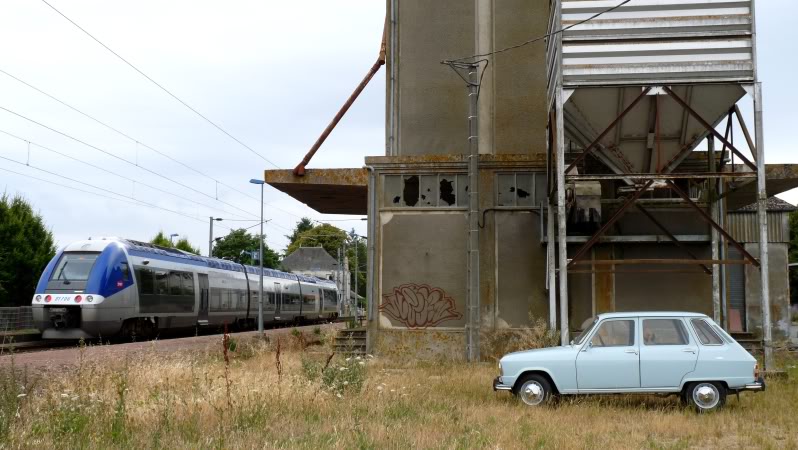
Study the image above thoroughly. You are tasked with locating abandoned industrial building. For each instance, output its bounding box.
[265,1,797,369]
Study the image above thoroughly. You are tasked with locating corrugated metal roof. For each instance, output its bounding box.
[733,197,797,212]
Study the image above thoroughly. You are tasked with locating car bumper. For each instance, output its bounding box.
[740,377,766,393]
[493,376,512,392]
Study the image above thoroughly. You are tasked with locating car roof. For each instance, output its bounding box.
[596,311,709,319]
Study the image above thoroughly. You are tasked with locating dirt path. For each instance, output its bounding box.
[0,323,342,372]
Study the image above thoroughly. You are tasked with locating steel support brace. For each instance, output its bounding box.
[565,87,652,174]
[635,204,711,275]
[662,87,757,172]
[665,180,760,268]
[568,180,655,267]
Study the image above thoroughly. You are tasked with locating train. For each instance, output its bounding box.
[31,237,341,340]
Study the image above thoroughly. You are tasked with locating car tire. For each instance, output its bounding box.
[513,374,554,407]
[685,382,726,413]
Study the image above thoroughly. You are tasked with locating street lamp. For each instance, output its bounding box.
[249,178,266,333]
[169,233,179,245]
[208,217,223,257]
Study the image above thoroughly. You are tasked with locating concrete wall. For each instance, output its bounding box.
[744,243,792,341]
[387,0,549,156]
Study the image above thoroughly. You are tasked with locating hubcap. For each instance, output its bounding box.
[692,383,719,410]
[520,381,545,406]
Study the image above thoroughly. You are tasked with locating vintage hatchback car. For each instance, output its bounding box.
[494,312,764,412]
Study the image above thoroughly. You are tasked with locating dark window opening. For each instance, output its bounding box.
[440,179,455,205]
[403,175,419,207]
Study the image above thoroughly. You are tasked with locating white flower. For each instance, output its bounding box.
[390,389,395,393]
[339,367,347,372]
[345,357,352,362]
[355,356,362,361]
[16,394,26,398]
[336,393,342,399]
[343,381,349,386]
[376,386,384,391]
[60,394,69,398]
[358,361,365,366]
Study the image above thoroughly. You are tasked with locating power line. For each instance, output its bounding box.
[0,106,259,220]
[0,157,231,230]
[39,0,280,169]
[445,0,633,62]
[0,128,254,221]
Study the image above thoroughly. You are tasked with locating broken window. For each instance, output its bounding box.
[383,174,468,208]
[496,172,545,207]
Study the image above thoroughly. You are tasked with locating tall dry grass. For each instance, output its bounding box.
[0,331,795,449]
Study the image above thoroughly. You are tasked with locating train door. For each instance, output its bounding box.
[198,274,210,325]
[274,282,282,320]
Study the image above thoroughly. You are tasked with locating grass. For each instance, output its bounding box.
[0,334,796,449]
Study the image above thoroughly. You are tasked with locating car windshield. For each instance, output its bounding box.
[573,317,598,345]
[50,252,100,283]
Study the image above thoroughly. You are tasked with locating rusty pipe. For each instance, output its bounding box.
[293,26,387,177]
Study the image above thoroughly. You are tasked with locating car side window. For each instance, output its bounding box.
[590,320,634,347]
[691,319,724,345]
[642,319,689,346]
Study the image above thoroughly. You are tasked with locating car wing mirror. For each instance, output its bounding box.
[569,339,574,346]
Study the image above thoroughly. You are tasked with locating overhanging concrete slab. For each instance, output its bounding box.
[264,168,367,215]
[726,164,798,210]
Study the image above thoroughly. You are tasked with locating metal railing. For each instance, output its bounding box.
[0,307,34,332]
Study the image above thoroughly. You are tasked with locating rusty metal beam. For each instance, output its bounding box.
[665,180,760,267]
[635,203,712,275]
[662,87,757,172]
[293,26,387,176]
[733,104,757,163]
[565,87,652,175]
[571,259,752,266]
[570,269,717,274]
[567,172,755,181]
[568,180,655,266]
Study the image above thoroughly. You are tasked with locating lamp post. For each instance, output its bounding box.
[249,179,266,333]
[169,233,179,245]
[208,217,223,257]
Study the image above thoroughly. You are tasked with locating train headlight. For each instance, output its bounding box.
[35,295,42,302]
[86,295,94,303]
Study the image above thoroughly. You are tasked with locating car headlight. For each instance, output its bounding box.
[498,361,503,374]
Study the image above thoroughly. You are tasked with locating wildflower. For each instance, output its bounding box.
[339,367,347,372]
[376,386,384,391]
[60,394,69,398]
[346,357,352,361]
[16,394,26,398]
[343,381,349,386]
[355,356,362,360]
[358,361,365,366]
[336,393,342,399]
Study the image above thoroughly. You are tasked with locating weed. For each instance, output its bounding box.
[481,314,560,362]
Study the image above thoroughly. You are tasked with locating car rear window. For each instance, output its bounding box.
[691,319,724,345]
[50,252,100,282]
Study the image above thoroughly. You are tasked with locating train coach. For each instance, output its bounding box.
[31,237,340,340]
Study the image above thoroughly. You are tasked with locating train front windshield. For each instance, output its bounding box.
[51,252,100,282]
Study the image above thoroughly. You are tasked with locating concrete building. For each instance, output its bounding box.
[281,246,355,316]
[265,1,798,362]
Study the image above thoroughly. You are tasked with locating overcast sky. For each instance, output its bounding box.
[0,1,796,255]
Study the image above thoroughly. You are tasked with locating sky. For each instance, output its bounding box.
[0,1,796,255]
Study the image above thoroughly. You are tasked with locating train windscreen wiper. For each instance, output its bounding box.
[58,261,71,285]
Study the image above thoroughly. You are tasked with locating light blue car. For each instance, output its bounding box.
[494,312,765,412]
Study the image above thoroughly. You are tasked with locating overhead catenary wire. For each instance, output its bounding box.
[0,128,255,221]
[39,0,280,169]
[444,0,633,63]
[0,105,260,220]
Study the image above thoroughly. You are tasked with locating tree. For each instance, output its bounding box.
[0,194,56,307]
[174,238,201,255]
[149,232,201,255]
[212,228,280,269]
[286,217,314,245]
[285,223,348,259]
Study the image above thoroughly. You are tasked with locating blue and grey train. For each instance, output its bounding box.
[31,238,340,340]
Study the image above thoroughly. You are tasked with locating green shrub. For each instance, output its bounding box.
[300,354,367,396]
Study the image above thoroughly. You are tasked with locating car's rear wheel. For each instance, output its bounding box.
[685,381,726,413]
[513,374,554,407]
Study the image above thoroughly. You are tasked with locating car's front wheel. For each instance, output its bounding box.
[685,381,726,413]
[513,374,554,407]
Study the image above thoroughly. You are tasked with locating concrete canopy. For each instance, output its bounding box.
[264,168,367,215]
[725,164,798,211]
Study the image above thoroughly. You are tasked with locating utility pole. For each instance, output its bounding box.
[353,236,359,318]
[208,217,214,257]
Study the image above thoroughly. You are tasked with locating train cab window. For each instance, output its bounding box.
[168,272,182,296]
[136,268,154,295]
[51,252,100,282]
[182,273,195,296]
[120,262,130,282]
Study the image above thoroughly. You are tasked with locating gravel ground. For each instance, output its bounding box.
[0,323,342,372]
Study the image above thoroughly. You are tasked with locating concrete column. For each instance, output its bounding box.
[476,0,494,155]
[556,87,569,344]
[753,82,773,370]
[709,137,721,324]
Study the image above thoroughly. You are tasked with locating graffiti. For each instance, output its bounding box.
[380,284,462,329]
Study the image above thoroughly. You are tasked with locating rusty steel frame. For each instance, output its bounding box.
[565,87,652,175]
[566,172,755,181]
[568,180,655,266]
[571,259,751,266]
[665,180,760,268]
[635,203,712,275]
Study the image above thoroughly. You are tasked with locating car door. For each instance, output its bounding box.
[576,318,640,391]
[639,318,698,388]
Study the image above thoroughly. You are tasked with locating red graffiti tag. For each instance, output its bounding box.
[379,284,462,329]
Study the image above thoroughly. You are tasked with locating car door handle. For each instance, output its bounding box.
[625,349,638,355]
[682,348,696,354]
